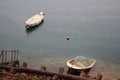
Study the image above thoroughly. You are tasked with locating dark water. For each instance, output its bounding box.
[0,0,120,78]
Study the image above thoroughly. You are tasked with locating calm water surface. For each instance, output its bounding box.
[0,0,120,78]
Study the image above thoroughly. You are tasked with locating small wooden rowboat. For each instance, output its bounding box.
[25,12,45,28]
[66,56,96,70]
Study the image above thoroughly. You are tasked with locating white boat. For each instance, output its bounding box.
[25,12,45,28]
[66,56,96,70]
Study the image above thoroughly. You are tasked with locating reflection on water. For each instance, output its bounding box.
[26,20,44,34]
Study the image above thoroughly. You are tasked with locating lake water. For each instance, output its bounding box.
[0,0,120,79]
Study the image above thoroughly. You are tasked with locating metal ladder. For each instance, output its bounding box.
[0,50,19,65]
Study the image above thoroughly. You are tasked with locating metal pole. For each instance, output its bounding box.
[14,50,16,61]
[2,51,4,63]
[17,50,19,60]
[1,51,3,63]
[11,50,13,62]
[5,51,7,63]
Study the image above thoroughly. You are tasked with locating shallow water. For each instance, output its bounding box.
[0,0,120,79]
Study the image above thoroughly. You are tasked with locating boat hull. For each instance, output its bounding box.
[67,67,91,75]
[66,56,96,70]
[25,12,45,28]
[66,56,96,75]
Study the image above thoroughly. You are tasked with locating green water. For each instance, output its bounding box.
[0,0,120,79]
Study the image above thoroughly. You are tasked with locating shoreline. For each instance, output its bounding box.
[0,61,120,80]
[26,62,120,80]
[18,56,120,80]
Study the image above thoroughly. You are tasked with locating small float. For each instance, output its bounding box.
[25,12,45,28]
[66,56,96,70]
[66,36,70,40]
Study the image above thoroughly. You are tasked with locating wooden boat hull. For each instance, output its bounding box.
[66,56,96,70]
[25,12,45,28]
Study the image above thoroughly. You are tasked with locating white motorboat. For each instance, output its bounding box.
[25,12,45,28]
[66,56,96,70]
